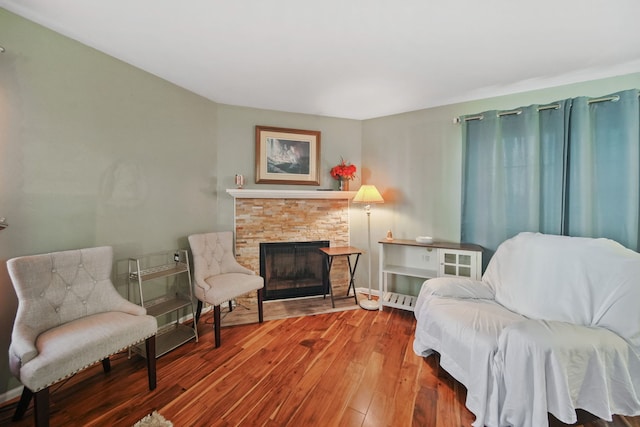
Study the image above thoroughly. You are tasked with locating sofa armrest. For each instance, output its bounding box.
[415,277,495,318]
[420,277,495,299]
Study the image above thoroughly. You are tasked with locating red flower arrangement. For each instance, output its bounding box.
[330,158,357,181]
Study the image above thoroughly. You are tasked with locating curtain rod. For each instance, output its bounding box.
[588,95,620,104]
[454,93,635,123]
[455,102,560,123]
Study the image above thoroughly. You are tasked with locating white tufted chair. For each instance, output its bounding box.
[7,246,158,427]
[188,231,264,348]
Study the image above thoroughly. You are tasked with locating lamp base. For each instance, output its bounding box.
[359,298,379,311]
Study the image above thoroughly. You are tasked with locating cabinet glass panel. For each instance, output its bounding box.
[459,266,471,277]
[444,265,457,275]
[459,254,471,265]
[444,253,456,264]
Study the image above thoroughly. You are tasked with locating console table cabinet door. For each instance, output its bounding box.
[438,249,481,280]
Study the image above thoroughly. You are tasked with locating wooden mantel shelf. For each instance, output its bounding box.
[226,189,357,199]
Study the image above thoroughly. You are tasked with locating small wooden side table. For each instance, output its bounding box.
[318,246,363,308]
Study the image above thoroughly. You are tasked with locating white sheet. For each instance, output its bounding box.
[483,233,640,346]
[494,320,640,426]
[413,233,640,427]
[413,297,517,385]
[414,278,524,426]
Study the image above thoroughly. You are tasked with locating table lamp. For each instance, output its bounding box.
[353,184,384,310]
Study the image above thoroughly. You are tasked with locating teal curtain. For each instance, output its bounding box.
[461,88,640,269]
[566,90,640,249]
[461,102,569,269]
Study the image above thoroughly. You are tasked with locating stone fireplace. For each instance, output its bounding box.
[227,189,356,303]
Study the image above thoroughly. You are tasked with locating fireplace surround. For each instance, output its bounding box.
[228,189,356,303]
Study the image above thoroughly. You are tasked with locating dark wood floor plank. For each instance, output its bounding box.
[293,314,369,426]
[391,325,424,425]
[348,350,385,416]
[219,324,322,425]
[371,309,413,426]
[269,312,360,425]
[339,406,367,427]
[413,386,438,427]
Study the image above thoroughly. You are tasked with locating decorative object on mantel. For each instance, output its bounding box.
[353,185,385,310]
[330,158,357,191]
[255,125,321,185]
[386,230,393,241]
[235,174,245,189]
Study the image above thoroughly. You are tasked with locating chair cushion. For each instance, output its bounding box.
[203,273,263,306]
[16,311,157,392]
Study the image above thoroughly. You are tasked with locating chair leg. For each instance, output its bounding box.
[194,300,203,325]
[101,357,111,373]
[33,388,49,427]
[145,335,157,390]
[13,386,33,421]
[229,300,233,312]
[214,304,221,348]
[257,288,264,323]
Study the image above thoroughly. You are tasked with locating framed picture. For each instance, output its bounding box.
[255,126,321,185]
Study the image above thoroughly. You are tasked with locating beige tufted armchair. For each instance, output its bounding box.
[7,246,158,427]
[188,231,264,348]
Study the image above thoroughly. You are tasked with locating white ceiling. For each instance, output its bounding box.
[2,0,640,120]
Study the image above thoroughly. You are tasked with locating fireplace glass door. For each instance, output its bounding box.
[259,241,329,300]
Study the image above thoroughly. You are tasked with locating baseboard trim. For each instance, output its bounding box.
[0,385,23,405]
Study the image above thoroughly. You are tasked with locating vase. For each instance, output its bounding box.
[339,178,349,191]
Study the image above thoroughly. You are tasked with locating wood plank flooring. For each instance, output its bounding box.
[0,305,639,427]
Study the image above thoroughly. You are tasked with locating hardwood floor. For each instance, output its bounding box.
[0,306,638,427]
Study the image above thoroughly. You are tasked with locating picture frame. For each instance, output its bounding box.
[255,126,321,185]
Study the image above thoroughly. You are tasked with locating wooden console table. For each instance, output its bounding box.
[379,239,483,312]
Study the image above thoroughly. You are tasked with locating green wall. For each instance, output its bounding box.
[0,9,219,395]
[2,6,639,400]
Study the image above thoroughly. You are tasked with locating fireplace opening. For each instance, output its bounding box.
[259,240,329,300]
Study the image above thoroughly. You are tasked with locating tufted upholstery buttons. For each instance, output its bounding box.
[55,307,60,313]
[52,269,56,273]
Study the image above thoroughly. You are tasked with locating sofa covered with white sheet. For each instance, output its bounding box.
[413,232,640,427]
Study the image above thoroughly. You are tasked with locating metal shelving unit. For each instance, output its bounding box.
[128,249,198,358]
